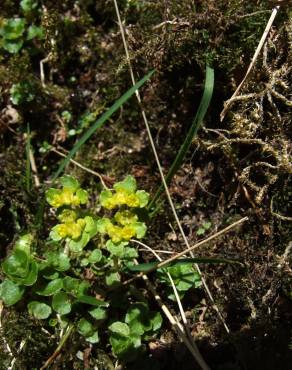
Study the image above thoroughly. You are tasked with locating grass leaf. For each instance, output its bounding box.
[127,256,243,273]
[148,65,214,210]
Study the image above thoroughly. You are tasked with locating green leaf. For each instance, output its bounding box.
[80,258,89,267]
[88,249,102,264]
[149,65,214,210]
[127,256,244,273]
[36,278,63,296]
[203,221,212,230]
[109,333,141,360]
[96,217,111,233]
[63,276,89,296]
[131,222,147,239]
[149,311,162,332]
[114,176,137,194]
[45,188,61,206]
[27,25,43,40]
[2,39,23,53]
[125,303,159,335]
[68,232,90,253]
[135,190,150,208]
[109,321,130,337]
[21,260,38,286]
[105,272,120,287]
[77,295,108,307]
[60,175,80,190]
[99,191,113,208]
[14,234,34,254]
[77,318,94,337]
[106,240,127,257]
[123,247,138,259]
[52,292,71,315]
[49,226,62,241]
[0,279,24,306]
[86,331,99,343]
[28,301,52,319]
[55,253,70,272]
[51,70,155,181]
[2,249,29,279]
[196,228,206,236]
[42,269,59,280]
[0,18,26,40]
[89,307,107,321]
[76,189,88,204]
[84,216,97,237]
[20,0,38,13]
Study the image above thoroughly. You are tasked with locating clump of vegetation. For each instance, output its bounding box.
[0,175,169,364]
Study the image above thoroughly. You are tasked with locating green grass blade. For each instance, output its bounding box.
[148,65,214,210]
[126,256,243,273]
[51,70,155,182]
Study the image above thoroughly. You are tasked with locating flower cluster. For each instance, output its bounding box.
[46,175,149,251]
[100,176,149,209]
[46,175,88,208]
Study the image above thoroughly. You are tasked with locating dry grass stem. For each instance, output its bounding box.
[220,5,280,121]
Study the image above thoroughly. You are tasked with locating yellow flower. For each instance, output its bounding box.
[58,209,77,223]
[56,218,86,240]
[100,190,140,209]
[106,222,136,243]
[114,210,138,226]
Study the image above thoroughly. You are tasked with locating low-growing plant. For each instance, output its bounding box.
[0,1,43,54]
[0,175,168,362]
[10,80,35,105]
[157,263,202,301]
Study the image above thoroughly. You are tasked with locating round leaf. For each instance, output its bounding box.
[0,279,24,306]
[2,249,29,279]
[88,249,102,264]
[52,292,71,315]
[60,175,80,191]
[109,321,130,337]
[28,301,52,319]
[77,318,94,337]
[114,176,137,194]
[89,307,107,321]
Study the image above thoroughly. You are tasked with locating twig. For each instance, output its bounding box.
[220,5,280,121]
[29,148,41,187]
[40,324,74,370]
[113,0,230,334]
[51,147,109,189]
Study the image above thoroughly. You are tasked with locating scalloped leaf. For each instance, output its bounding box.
[28,301,52,319]
[0,279,24,306]
[114,176,137,194]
